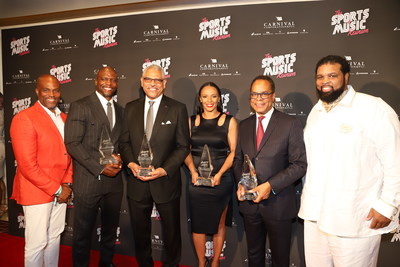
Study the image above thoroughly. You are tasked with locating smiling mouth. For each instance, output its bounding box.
[321,85,333,92]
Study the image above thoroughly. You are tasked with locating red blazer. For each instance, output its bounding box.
[10,101,73,205]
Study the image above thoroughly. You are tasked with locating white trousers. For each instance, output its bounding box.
[23,202,66,267]
[304,220,381,267]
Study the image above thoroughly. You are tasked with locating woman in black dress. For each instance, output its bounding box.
[184,82,238,267]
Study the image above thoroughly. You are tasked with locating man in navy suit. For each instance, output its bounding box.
[233,75,307,267]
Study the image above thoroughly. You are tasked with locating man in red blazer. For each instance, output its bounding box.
[10,74,73,267]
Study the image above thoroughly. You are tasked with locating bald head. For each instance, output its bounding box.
[36,74,61,112]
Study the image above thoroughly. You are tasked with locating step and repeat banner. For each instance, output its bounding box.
[2,0,400,266]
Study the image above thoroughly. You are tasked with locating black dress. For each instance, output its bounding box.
[188,113,234,234]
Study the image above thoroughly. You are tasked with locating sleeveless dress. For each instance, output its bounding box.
[188,113,234,234]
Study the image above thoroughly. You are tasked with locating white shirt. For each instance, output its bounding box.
[38,101,64,140]
[95,91,115,128]
[144,94,163,130]
[299,86,400,237]
[256,107,274,133]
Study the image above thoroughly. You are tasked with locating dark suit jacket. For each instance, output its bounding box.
[119,95,190,204]
[233,109,306,220]
[64,93,123,194]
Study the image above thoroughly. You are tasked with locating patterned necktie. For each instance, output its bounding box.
[146,101,155,140]
[107,102,113,129]
[256,115,265,150]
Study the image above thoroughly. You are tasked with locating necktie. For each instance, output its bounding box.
[107,102,113,129]
[146,101,155,140]
[256,116,265,150]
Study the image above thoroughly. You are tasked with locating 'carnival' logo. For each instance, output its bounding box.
[93,26,118,48]
[261,53,297,78]
[199,16,231,41]
[50,64,72,84]
[144,25,169,36]
[143,57,171,78]
[10,36,30,56]
[200,58,229,71]
[331,8,369,36]
[12,97,32,115]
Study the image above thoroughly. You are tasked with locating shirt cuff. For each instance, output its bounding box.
[372,199,399,220]
[55,186,62,197]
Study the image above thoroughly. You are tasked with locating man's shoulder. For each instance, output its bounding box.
[71,93,95,105]
[163,95,186,108]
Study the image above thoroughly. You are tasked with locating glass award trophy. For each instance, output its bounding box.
[99,125,118,165]
[137,134,154,176]
[195,144,214,187]
[239,154,258,200]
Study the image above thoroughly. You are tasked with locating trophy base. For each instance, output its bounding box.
[241,192,258,201]
[99,157,119,165]
[195,177,213,187]
[138,167,154,177]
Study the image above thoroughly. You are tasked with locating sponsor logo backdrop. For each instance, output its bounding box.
[2,0,400,266]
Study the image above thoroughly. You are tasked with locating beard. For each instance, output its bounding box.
[316,83,346,104]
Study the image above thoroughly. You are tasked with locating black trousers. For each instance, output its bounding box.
[72,190,122,267]
[242,210,293,267]
[128,196,181,267]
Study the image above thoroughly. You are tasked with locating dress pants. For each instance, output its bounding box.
[304,220,381,267]
[23,202,66,267]
[242,209,292,267]
[72,190,122,267]
[128,196,181,267]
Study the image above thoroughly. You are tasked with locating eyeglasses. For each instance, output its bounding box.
[250,91,274,99]
[143,77,164,84]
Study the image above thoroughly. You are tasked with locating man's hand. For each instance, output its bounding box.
[251,182,272,203]
[101,163,122,177]
[236,184,246,201]
[366,208,391,229]
[57,184,72,203]
[127,162,141,177]
[112,153,122,165]
[137,167,167,181]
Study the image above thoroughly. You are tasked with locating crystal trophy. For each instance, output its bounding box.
[195,144,214,187]
[99,125,118,165]
[137,134,154,176]
[239,154,258,200]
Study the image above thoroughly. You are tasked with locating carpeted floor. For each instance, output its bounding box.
[0,223,191,267]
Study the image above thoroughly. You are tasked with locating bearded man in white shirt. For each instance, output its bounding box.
[299,55,400,267]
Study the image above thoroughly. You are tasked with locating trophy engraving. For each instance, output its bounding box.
[137,134,154,176]
[239,154,258,200]
[99,125,118,165]
[195,144,214,187]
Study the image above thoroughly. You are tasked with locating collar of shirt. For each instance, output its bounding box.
[316,85,355,112]
[37,100,62,117]
[95,91,114,111]
[256,107,274,132]
[37,100,64,139]
[144,94,163,126]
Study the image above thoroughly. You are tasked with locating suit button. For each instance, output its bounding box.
[64,153,67,155]
[255,157,258,161]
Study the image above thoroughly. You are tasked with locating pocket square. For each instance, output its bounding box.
[161,120,172,125]
[165,120,172,125]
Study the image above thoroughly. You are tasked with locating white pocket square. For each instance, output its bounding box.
[161,120,172,125]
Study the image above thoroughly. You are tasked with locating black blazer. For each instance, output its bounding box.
[64,92,124,194]
[119,95,190,204]
[233,109,307,220]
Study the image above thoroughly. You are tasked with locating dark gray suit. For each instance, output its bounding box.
[65,92,123,267]
[119,95,190,267]
[233,109,307,267]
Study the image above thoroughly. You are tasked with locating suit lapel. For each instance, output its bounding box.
[33,102,64,143]
[150,95,168,141]
[88,93,110,132]
[111,102,122,143]
[255,109,279,156]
